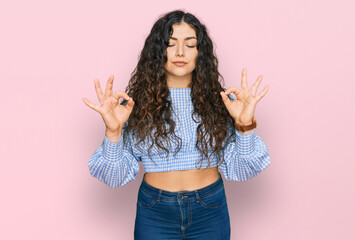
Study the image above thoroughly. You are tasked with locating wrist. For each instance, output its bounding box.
[105,128,123,143]
[234,122,253,135]
[234,116,257,133]
[234,118,253,127]
[234,120,253,126]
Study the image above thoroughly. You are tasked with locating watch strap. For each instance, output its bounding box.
[235,116,257,132]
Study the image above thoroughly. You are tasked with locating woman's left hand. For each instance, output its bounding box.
[220,68,269,125]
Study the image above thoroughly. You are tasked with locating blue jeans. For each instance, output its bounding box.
[134,172,231,240]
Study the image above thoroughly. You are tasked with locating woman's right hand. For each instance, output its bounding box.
[82,75,135,133]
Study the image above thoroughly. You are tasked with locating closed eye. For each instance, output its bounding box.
[167,45,195,48]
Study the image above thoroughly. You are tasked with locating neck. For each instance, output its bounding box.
[166,72,192,88]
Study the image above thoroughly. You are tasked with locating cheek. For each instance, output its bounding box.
[166,49,174,60]
[189,50,198,61]
[164,61,174,73]
[189,53,198,67]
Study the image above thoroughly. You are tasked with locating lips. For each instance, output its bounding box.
[173,61,187,66]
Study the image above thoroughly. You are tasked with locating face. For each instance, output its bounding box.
[164,22,198,86]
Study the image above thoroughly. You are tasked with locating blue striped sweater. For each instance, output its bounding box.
[88,88,270,188]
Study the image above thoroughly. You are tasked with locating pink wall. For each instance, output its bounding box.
[1,0,354,239]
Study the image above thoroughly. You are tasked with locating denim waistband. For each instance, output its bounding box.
[139,172,224,203]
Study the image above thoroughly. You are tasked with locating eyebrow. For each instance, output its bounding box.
[169,36,197,40]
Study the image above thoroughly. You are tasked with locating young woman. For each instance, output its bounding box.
[83,10,270,240]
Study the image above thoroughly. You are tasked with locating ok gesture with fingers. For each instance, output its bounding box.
[82,75,135,133]
[220,68,269,126]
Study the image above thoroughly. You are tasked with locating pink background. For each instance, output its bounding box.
[1,0,354,239]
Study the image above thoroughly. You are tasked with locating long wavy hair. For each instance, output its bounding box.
[121,9,236,169]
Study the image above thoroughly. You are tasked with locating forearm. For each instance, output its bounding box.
[220,130,270,181]
[105,128,123,143]
[89,127,140,188]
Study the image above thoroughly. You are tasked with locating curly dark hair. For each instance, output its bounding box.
[121,9,236,169]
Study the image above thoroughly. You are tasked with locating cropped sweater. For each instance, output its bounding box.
[88,87,270,188]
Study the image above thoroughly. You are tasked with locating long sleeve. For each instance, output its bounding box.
[218,93,271,181]
[218,128,270,181]
[88,122,141,188]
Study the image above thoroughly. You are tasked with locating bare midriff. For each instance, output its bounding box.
[143,166,219,191]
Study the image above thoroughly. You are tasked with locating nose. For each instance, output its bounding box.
[175,44,185,57]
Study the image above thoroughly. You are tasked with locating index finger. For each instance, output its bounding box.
[113,91,130,102]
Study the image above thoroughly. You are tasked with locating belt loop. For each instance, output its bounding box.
[156,189,162,202]
[194,190,200,203]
